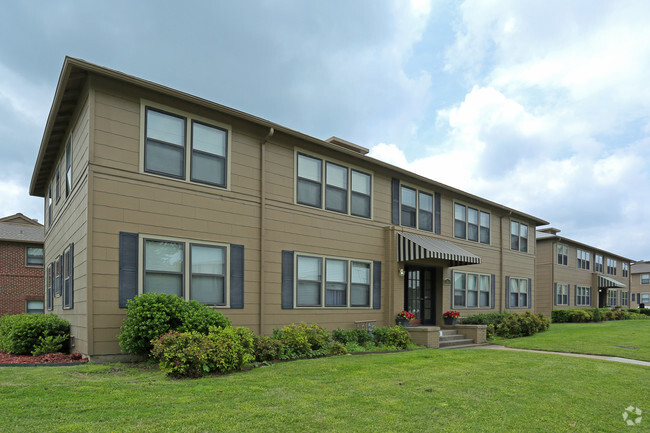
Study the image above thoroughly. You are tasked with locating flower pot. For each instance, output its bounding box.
[395,318,410,327]
[443,317,457,326]
[409,318,422,326]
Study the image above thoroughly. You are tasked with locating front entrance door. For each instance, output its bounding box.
[404,267,435,325]
[598,288,607,308]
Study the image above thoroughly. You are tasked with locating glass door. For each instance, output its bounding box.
[404,267,435,325]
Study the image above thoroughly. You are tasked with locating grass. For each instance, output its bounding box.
[492,320,650,361]
[1,348,647,432]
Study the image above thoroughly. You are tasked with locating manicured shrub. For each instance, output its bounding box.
[495,312,550,338]
[568,310,593,323]
[31,334,69,356]
[0,313,70,355]
[592,308,603,322]
[461,312,510,338]
[151,331,214,378]
[206,326,255,373]
[273,322,331,359]
[371,325,411,349]
[118,293,231,356]
[330,341,347,355]
[253,335,283,362]
[601,310,614,321]
[332,328,373,346]
[551,309,572,323]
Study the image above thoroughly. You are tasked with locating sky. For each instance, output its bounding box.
[0,0,648,260]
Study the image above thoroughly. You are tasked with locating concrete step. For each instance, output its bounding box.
[439,338,475,348]
[439,334,466,342]
[439,342,490,350]
[440,330,459,336]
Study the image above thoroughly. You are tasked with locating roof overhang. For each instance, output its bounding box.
[397,232,481,267]
[598,275,626,289]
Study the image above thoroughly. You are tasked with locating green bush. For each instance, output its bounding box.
[601,310,614,321]
[495,312,550,339]
[568,310,593,323]
[31,334,69,356]
[273,323,331,359]
[253,335,283,362]
[592,308,603,322]
[151,331,214,378]
[118,293,231,355]
[371,325,411,349]
[332,328,373,346]
[551,309,572,323]
[330,341,347,355]
[206,326,255,373]
[461,312,510,338]
[0,313,70,355]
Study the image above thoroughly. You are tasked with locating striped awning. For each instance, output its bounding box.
[598,275,626,289]
[397,232,482,266]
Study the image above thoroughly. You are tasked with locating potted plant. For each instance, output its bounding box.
[395,310,415,326]
[442,310,460,325]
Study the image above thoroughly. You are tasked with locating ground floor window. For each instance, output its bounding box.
[26,299,44,314]
[295,254,372,308]
[620,291,628,306]
[575,286,591,306]
[509,277,528,307]
[607,289,617,306]
[556,283,568,305]
[453,271,490,308]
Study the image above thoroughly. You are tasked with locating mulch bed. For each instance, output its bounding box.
[0,350,88,365]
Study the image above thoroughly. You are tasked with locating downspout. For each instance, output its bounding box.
[259,127,274,335]
[500,213,509,310]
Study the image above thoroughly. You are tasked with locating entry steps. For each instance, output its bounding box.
[438,329,476,349]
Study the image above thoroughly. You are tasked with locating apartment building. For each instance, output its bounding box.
[0,213,44,316]
[630,261,650,308]
[30,58,547,359]
[535,228,632,316]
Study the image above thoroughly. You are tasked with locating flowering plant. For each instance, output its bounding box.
[396,310,415,320]
[442,310,460,319]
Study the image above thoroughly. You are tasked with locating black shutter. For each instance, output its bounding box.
[46,264,53,311]
[434,192,441,234]
[632,293,635,302]
[574,284,578,306]
[554,282,558,306]
[450,270,455,309]
[63,243,74,309]
[372,261,381,309]
[527,277,532,309]
[391,178,400,225]
[281,251,294,309]
[119,232,139,308]
[567,284,571,307]
[54,256,61,297]
[490,274,495,309]
[505,276,510,309]
[229,244,244,309]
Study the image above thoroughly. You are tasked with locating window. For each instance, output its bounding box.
[55,163,61,201]
[455,204,490,244]
[142,237,230,306]
[607,289,617,306]
[642,274,650,284]
[556,283,568,305]
[62,245,74,310]
[65,137,72,196]
[46,264,53,311]
[143,105,230,187]
[296,152,372,218]
[577,249,590,270]
[510,221,528,252]
[641,293,650,304]
[622,263,629,278]
[191,121,228,187]
[576,286,591,306]
[295,254,372,308]
[594,255,604,273]
[26,300,44,314]
[606,258,617,275]
[54,256,61,297]
[557,245,568,266]
[47,183,52,228]
[26,247,44,267]
[453,272,491,308]
[509,277,528,308]
[621,291,629,306]
[400,186,416,228]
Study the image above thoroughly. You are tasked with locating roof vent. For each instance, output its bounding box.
[538,227,561,235]
[325,136,369,155]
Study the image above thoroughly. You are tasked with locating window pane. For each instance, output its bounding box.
[351,284,369,307]
[454,204,466,238]
[418,210,433,231]
[480,226,490,244]
[467,274,478,307]
[351,170,370,194]
[455,204,466,221]
[297,281,321,306]
[419,192,433,212]
[401,207,416,228]
[297,179,322,207]
[468,208,478,224]
[326,163,347,188]
[145,241,183,272]
[325,186,347,213]
[480,212,490,228]
[454,272,466,307]
[144,273,183,297]
[480,291,490,307]
[520,237,528,252]
[511,221,518,236]
[191,275,225,305]
[520,224,528,238]
[297,256,322,306]
[146,140,184,177]
[519,279,527,293]
[192,152,226,186]
[326,259,347,283]
[351,192,371,218]
[191,245,225,275]
[27,247,44,266]
[192,122,226,156]
[298,256,321,281]
[147,109,185,146]
[468,222,478,242]
[298,154,321,182]
[27,300,45,314]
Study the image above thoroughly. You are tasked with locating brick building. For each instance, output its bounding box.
[0,213,45,316]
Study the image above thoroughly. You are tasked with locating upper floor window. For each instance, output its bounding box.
[296,153,371,218]
[577,249,590,270]
[557,245,568,266]
[47,183,52,228]
[622,263,629,278]
[641,274,650,284]
[26,247,44,267]
[295,254,372,308]
[555,283,568,305]
[144,106,229,188]
[594,254,604,273]
[455,204,490,244]
[65,137,72,196]
[55,162,61,202]
[510,221,528,252]
[606,258,617,275]
[509,277,528,308]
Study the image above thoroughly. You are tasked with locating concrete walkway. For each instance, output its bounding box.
[473,345,650,367]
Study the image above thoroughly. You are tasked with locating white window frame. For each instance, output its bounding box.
[622,263,629,277]
[510,220,528,252]
[26,299,45,314]
[621,291,629,306]
[138,234,231,308]
[641,274,650,285]
[556,283,569,305]
[453,271,491,308]
[294,149,373,220]
[454,202,490,244]
[139,100,232,190]
[606,258,617,276]
[607,289,617,306]
[399,183,436,232]
[594,254,604,273]
[577,249,590,270]
[557,244,568,266]
[26,247,44,267]
[509,277,528,308]
[293,252,373,309]
[576,286,591,306]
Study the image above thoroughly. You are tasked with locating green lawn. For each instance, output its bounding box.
[492,320,650,361]
[1,348,646,432]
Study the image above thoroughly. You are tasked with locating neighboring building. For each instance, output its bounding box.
[0,213,45,316]
[535,228,632,316]
[630,261,650,308]
[29,57,547,359]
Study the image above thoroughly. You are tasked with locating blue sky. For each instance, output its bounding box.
[1,0,648,260]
